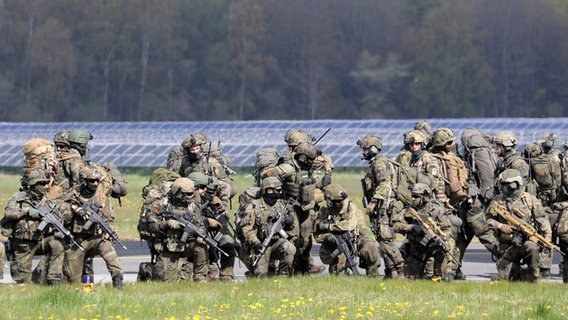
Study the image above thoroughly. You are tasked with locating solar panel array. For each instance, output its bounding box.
[1,118,567,167]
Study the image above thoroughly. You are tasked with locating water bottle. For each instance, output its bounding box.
[81,275,94,292]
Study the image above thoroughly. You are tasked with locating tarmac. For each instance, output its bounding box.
[0,241,563,285]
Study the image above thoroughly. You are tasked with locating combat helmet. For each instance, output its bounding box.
[405,130,427,146]
[182,134,202,148]
[53,130,70,149]
[294,141,319,161]
[23,168,51,186]
[285,129,314,147]
[432,127,456,147]
[323,183,348,201]
[497,168,523,186]
[67,129,93,155]
[493,131,517,148]
[170,177,195,195]
[357,135,382,160]
[410,183,432,197]
[187,172,209,188]
[260,176,282,194]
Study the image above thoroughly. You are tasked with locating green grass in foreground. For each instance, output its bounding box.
[3,277,568,319]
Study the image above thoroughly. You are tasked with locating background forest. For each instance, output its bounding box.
[0,0,567,122]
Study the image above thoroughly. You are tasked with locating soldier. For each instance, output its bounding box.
[55,129,90,189]
[188,172,236,281]
[177,133,234,207]
[238,177,298,277]
[414,121,434,151]
[392,183,454,281]
[552,201,568,283]
[357,135,404,278]
[62,165,124,288]
[493,131,531,190]
[1,169,65,285]
[315,184,380,276]
[486,169,552,282]
[147,177,209,282]
[261,141,324,274]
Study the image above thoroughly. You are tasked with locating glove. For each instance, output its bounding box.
[497,223,515,235]
[28,207,41,219]
[321,171,332,187]
[206,218,222,229]
[317,222,331,231]
[254,241,263,254]
[53,231,64,239]
[411,224,423,236]
[283,215,294,228]
[365,201,377,216]
[167,219,184,230]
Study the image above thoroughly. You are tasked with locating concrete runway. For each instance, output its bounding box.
[1,241,563,284]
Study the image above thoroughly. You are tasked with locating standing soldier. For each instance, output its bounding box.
[357,135,404,278]
[392,183,454,281]
[62,165,124,288]
[147,177,209,282]
[261,141,324,274]
[238,177,298,277]
[315,184,380,276]
[486,169,552,282]
[1,169,65,285]
[177,133,234,208]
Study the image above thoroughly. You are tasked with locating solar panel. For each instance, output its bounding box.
[1,118,567,167]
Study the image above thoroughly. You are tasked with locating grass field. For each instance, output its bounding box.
[2,169,566,320]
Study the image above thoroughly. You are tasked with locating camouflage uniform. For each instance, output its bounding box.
[61,166,124,288]
[486,169,552,282]
[315,184,380,276]
[357,136,404,278]
[238,177,298,277]
[147,178,209,282]
[262,141,319,274]
[189,172,237,281]
[553,202,568,282]
[2,170,65,285]
[392,184,454,280]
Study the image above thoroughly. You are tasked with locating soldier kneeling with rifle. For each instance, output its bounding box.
[487,169,554,283]
[315,183,380,276]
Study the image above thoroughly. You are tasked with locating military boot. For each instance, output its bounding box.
[112,274,124,289]
[219,266,234,282]
[540,268,551,279]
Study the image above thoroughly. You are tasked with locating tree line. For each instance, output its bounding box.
[0,0,567,122]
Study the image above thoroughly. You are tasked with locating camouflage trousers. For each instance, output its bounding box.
[207,234,237,281]
[496,241,540,282]
[455,199,497,261]
[156,240,209,282]
[10,236,64,283]
[319,233,379,277]
[404,239,452,279]
[253,238,296,277]
[292,207,315,274]
[0,241,5,280]
[64,235,123,283]
[560,238,568,283]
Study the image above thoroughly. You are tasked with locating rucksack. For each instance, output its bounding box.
[392,165,432,205]
[461,128,496,201]
[529,154,561,190]
[102,162,128,198]
[138,168,180,240]
[254,148,280,185]
[432,152,469,201]
[23,138,55,170]
[237,186,261,213]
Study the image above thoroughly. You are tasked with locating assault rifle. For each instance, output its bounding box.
[173,212,229,257]
[314,127,332,145]
[489,202,564,256]
[77,201,128,250]
[252,198,300,267]
[406,208,461,266]
[333,231,361,275]
[35,201,84,251]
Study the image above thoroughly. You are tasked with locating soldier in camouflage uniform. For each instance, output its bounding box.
[188,172,236,281]
[1,169,65,285]
[176,133,233,207]
[261,141,321,274]
[238,177,298,277]
[315,184,380,276]
[61,165,124,288]
[392,183,454,280]
[551,201,568,282]
[494,131,531,190]
[357,135,404,278]
[486,169,552,282]
[147,177,209,282]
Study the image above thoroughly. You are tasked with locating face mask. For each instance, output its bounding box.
[263,193,280,206]
[501,182,520,198]
[412,196,423,208]
[30,184,48,199]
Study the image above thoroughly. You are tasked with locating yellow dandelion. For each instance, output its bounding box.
[248,293,253,297]
[482,313,488,317]
[329,309,335,315]
[546,305,551,309]
[367,311,374,317]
